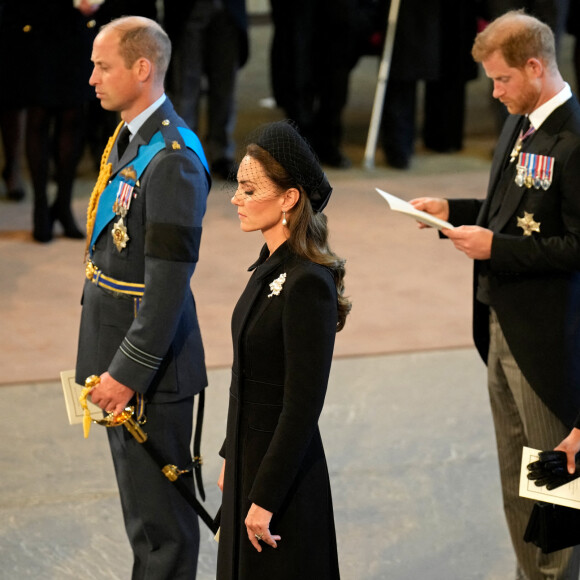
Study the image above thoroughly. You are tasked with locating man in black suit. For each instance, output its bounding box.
[75,16,210,579]
[412,10,580,577]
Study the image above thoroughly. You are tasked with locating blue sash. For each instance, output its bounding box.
[89,128,209,255]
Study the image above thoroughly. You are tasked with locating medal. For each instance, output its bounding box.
[112,218,130,251]
[111,165,136,252]
[515,162,526,187]
[525,153,534,188]
[541,155,554,191]
[515,151,554,191]
[531,155,541,189]
[509,141,522,164]
[509,120,535,163]
[517,211,541,236]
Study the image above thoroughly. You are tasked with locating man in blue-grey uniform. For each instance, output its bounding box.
[75,16,210,579]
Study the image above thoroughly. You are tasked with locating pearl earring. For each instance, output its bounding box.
[282,211,287,226]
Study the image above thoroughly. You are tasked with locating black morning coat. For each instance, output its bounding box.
[216,242,341,580]
[447,96,580,430]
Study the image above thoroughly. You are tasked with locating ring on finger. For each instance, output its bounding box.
[255,532,264,541]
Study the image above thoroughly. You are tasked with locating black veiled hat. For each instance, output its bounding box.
[253,120,333,212]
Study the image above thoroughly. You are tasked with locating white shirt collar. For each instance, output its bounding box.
[124,94,167,139]
[528,83,572,129]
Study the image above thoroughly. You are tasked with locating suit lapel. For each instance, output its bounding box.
[490,114,522,189]
[477,114,522,226]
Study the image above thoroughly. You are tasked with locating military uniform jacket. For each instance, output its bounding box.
[447,96,580,428]
[216,242,340,579]
[75,99,209,402]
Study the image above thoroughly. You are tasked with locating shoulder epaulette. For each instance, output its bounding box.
[159,119,186,152]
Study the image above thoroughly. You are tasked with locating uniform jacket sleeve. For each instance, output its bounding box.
[108,147,208,393]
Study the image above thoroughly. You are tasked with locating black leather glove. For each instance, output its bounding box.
[527,450,580,490]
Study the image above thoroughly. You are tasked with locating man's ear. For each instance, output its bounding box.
[526,57,544,78]
[281,188,300,212]
[134,57,153,82]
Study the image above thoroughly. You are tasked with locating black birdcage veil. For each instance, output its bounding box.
[231,120,333,212]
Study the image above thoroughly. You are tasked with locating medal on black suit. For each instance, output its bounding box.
[517,211,541,236]
[515,153,555,191]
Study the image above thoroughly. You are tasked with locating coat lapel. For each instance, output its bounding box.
[477,114,522,226]
[490,114,521,191]
[232,244,291,350]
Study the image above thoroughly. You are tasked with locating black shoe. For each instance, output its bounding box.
[2,168,26,201]
[424,143,462,154]
[7,188,25,201]
[50,205,84,239]
[33,214,53,243]
[211,158,238,180]
[386,153,410,170]
[60,220,85,239]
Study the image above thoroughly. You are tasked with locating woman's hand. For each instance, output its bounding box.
[217,460,225,492]
[245,503,281,552]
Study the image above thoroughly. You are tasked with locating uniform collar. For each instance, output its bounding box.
[125,93,167,138]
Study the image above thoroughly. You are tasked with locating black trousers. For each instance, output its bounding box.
[380,78,467,163]
[269,0,357,157]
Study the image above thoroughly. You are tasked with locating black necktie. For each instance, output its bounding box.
[520,115,531,135]
[116,125,131,158]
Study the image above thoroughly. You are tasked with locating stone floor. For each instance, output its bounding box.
[0,349,515,579]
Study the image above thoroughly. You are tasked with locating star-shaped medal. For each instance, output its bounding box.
[517,211,541,236]
[112,218,130,252]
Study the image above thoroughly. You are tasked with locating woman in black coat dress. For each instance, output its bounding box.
[216,121,351,579]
